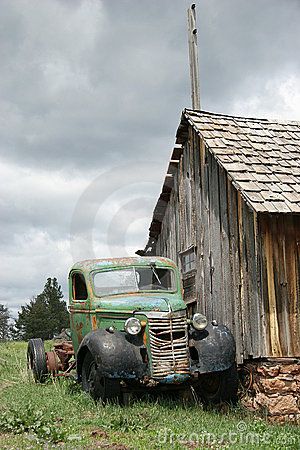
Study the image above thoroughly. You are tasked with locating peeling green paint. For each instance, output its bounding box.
[69,257,185,358]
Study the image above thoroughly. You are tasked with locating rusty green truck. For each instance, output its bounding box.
[27,256,238,404]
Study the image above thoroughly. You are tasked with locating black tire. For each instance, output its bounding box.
[27,338,48,383]
[81,352,121,403]
[198,363,238,405]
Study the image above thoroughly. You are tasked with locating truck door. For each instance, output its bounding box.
[69,271,90,353]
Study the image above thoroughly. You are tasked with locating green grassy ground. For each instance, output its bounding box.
[0,341,299,449]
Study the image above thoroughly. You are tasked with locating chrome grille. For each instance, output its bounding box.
[148,313,190,378]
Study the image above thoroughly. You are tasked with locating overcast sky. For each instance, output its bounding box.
[1,0,300,316]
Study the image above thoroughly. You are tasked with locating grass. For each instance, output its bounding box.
[0,341,299,449]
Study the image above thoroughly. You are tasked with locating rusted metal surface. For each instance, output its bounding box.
[46,351,59,374]
[189,324,236,374]
[75,322,84,345]
[147,312,190,377]
[91,315,97,330]
[50,341,74,372]
[143,110,300,363]
[70,256,177,274]
[44,340,75,378]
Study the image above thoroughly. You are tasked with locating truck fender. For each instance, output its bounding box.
[76,329,146,380]
[189,324,236,374]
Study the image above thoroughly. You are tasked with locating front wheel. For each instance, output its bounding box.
[27,338,48,383]
[81,352,120,403]
[197,364,238,405]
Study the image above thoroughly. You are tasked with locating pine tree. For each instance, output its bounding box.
[40,278,69,336]
[15,278,69,340]
[8,323,21,341]
[0,304,10,341]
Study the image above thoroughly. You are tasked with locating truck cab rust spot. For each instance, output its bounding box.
[91,315,97,330]
[76,322,83,344]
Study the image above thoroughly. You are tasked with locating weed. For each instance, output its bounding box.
[0,402,68,443]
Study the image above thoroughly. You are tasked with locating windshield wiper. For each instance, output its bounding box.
[133,267,139,291]
[151,265,161,285]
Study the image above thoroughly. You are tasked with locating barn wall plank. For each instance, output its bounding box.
[194,131,206,314]
[201,144,213,319]
[208,153,223,320]
[242,200,262,357]
[227,181,244,362]
[218,167,231,330]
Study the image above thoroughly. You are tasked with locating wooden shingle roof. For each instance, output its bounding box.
[180,109,300,213]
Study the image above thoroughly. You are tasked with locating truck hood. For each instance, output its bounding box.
[92,294,185,313]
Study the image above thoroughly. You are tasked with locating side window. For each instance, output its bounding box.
[72,273,88,300]
[180,247,196,307]
[181,247,196,274]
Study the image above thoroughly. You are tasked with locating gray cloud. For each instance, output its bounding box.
[199,0,300,113]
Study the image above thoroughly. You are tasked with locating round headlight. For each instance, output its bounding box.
[192,313,208,331]
[124,317,142,335]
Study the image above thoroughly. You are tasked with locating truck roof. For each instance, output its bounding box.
[70,256,177,273]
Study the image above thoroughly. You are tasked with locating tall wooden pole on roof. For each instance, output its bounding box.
[187,3,200,110]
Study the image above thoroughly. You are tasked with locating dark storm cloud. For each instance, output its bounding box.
[1,0,300,313]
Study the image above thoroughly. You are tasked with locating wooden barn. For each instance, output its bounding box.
[142,109,300,368]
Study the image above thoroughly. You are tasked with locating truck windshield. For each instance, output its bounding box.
[93,266,176,297]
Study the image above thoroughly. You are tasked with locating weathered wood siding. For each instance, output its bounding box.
[154,126,300,362]
[259,214,300,357]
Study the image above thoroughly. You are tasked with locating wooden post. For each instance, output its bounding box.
[187,4,200,110]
